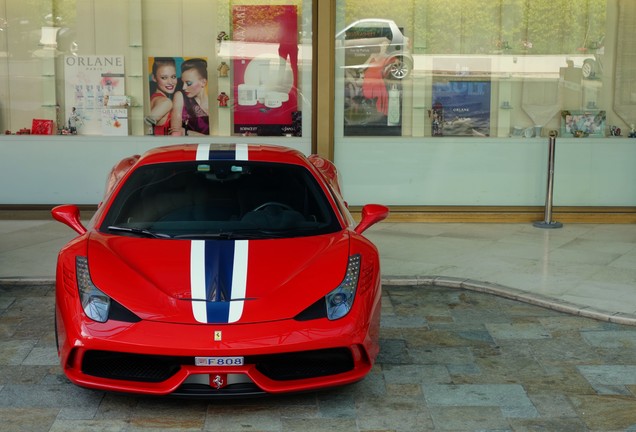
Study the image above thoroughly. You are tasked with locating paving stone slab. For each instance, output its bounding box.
[1,283,636,431]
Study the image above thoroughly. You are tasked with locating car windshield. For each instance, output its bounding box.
[99,161,341,239]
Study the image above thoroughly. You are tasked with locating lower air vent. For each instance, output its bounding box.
[250,348,354,381]
[82,351,186,383]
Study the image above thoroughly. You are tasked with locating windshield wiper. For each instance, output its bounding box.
[107,226,171,239]
[173,227,316,240]
[172,231,268,240]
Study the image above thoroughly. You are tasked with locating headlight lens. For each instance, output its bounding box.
[76,256,111,323]
[326,254,361,320]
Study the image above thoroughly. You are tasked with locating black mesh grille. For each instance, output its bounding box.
[249,348,354,381]
[173,383,265,398]
[82,351,186,382]
[81,348,355,384]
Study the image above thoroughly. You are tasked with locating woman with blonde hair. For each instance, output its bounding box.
[171,58,209,136]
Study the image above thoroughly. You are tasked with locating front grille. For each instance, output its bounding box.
[82,351,187,383]
[173,383,266,398]
[249,348,354,381]
[81,347,354,384]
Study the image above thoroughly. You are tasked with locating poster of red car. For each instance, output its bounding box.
[231,5,299,136]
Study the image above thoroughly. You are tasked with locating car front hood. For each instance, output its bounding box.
[87,232,350,324]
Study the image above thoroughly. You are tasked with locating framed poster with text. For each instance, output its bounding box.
[64,56,125,135]
[431,80,491,137]
[340,20,405,136]
[231,5,299,136]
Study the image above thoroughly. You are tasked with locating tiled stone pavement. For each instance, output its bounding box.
[2,283,636,432]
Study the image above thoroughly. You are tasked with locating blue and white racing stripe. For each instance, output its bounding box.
[196,143,249,161]
[190,143,250,323]
[190,240,249,323]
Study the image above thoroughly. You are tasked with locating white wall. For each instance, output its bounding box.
[334,137,636,207]
[0,136,310,204]
[2,1,633,209]
[2,134,634,207]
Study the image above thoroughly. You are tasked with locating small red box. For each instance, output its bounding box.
[31,119,54,135]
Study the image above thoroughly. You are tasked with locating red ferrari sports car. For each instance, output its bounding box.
[52,143,389,397]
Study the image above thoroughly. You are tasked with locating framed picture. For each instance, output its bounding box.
[64,56,125,135]
[231,5,299,136]
[430,80,492,137]
[561,110,606,137]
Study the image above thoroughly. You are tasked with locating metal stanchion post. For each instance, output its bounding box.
[533,130,563,229]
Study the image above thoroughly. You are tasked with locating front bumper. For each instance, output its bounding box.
[56,305,379,396]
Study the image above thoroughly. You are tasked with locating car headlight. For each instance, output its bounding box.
[76,256,111,323]
[294,254,362,322]
[325,254,361,320]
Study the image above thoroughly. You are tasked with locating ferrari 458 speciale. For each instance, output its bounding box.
[52,143,389,397]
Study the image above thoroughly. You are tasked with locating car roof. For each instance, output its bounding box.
[336,19,403,39]
[135,143,309,166]
[344,18,397,26]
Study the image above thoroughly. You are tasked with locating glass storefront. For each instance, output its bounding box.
[333,0,636,209]
[0,0,312,139]
[1,0,635,214]
[336,0,607,138]
[0,0,314,204]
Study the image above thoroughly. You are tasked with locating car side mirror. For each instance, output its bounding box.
[51,204,87,235]
[354,204,389,234]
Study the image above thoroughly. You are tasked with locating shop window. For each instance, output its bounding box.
[335,0,611,139]
[0,0,312,139]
